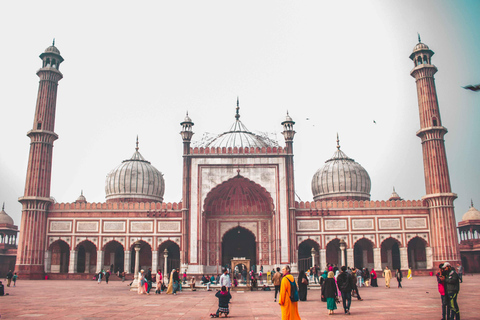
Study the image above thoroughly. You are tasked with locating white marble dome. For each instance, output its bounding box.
[105,145,165,203]
[311,142,371,201]
[462,205,480,221]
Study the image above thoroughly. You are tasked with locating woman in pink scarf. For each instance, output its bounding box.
[370,269,378,287]
[155,269,163,294]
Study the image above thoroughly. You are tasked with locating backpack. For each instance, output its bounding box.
[287,277,299,302]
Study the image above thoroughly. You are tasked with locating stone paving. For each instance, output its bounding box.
[0,275,477,319]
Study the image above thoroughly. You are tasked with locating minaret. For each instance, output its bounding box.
[281,112,297,268]
[17,41,64,279]
[410,36,460,266]
[180,112,194,268]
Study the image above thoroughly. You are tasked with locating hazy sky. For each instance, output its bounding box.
[0,1,479,227]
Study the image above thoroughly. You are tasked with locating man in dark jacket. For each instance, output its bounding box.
[337,266,355,315]
[5,270,13,287]
[441,262,460,320]
[172,268,180,294]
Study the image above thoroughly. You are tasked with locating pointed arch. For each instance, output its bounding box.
[204,175,274,216]
[408,236,427,270]
[49,240,70,273]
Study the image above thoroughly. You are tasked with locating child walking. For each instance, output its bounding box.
[210,286,232,318]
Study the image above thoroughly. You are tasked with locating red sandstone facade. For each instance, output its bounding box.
[14,40,462,279]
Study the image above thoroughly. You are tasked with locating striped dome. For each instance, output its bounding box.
[105,146,164,203]
[311,142,371,201]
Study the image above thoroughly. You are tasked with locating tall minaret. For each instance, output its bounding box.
[180,112,194,268]
[281,112,297,268]
[17,41,64,279]
[410,37,460,266]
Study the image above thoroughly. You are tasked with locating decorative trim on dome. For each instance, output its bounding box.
[198,99,278,149]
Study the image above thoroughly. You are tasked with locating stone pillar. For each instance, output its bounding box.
[96,250,104,273]
[163,249,169,276]
[85,252,91,273]
[400,247,408,271]
[68,250,77,273]
[152,250,158,274]
[426,247,433,270]
[373,248,382,271]
[124,250,131,274]
[311,248,316,269]
[44,250,51,273]
[319,249,326,271]
[346,249,354,268]
[340,248,345,267]
[134,246,141,281]
[362,250,368,268]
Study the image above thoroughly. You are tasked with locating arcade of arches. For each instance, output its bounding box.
[295,236,429,272]
[203,176,275,270]
[44,239,181,276]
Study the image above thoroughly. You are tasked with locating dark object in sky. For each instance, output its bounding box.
[463,84,480,92]
[373,120,376,124]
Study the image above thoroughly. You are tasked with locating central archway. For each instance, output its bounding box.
[203,175,275,268]
[222,226,256,267]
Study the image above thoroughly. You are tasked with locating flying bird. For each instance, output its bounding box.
[463,84,480,92]
[373,120,376,124]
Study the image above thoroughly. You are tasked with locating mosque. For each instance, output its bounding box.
[6,39,478,280]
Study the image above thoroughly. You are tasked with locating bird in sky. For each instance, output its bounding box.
[463,84,480,92]
[373,120,376,124]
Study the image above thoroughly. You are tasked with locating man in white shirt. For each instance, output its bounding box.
[219,269,232,292]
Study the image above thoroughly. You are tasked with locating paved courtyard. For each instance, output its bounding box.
[0,275,477,319]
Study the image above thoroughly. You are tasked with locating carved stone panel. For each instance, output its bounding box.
[352,219,374,230]
[378,219,401,230]
[50,221,72,232]
[325,219,347,231]
[297,220,320,231]
[158,221,181,232]
[405,218,427,229]
[130,221,153,233]
[76,221,99,232]
[104,221,126,232]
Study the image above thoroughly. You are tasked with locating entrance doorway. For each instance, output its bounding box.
[222,227,256,267]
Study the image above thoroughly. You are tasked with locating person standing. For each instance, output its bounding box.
[5,270,13,287]
[442,262,460,320]
[370,269,378,287]
[241,268,247,284]
[278,265,301,320]
[321,271,338,315]
[407,267,413,280]
[97,271,102,284]
[219,269,231,292]
[457,264,463,283]
[383,266,392,288]
[138,270,146,294]
[273,267,282,302]
[396,269,402,288]
[145,268,152,293]
[12,273,18,287]
[166,269,174,294]
[313,265,320,284]
[297,270,308,301]
[337,266,354,315]
[183,270,187,284]
[436,264,447,320]
[351,270,363,301]
[172,268,180,295]
[105,269,110,284]
[155,269,163,294]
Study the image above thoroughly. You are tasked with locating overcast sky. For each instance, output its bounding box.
[0,1,479,227]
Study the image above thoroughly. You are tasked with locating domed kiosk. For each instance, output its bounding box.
[311,136,371,201]
[105,139,165,203]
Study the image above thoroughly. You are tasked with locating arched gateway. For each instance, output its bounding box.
[203,175,275,270]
